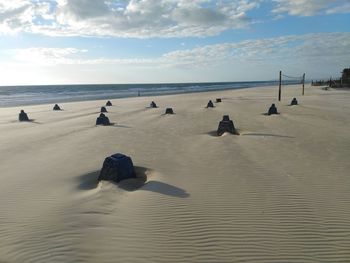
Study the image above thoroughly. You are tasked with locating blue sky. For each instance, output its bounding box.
[0,0,349,85]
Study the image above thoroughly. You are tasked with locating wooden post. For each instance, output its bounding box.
[302,73,305,95]
[278,71,282,101]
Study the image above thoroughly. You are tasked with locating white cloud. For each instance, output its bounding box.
[159,32,350,69]
[0,0,261,37]
[0,0,31,33]
[11,47,87,65]
[8,32,350,69]
[2,32,349,85]
[327,2,350,14]
[1,1,349,37]
[272,0,350,16]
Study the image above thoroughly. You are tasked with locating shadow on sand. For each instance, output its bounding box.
[77,171,100,190]
[262,113,280,116]
[77,167,189,198]
[206,129,240,137]
[139,181,189,198]
[95,123,132,128]
[111,124,132,128]
[205,129,293,139]
[242,133,295,138]
[11,119,42,124]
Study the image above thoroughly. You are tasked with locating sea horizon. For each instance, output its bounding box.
[0,80,302,108]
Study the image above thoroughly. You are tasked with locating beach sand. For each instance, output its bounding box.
[0,85,349,262]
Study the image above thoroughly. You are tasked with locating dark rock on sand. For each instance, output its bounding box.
[216,98,222,103]
[206,100,214,108]
[101,106,108,113]
[98,153,136,183]
[19,110,29,122]
[165,108,174,114]
[217,115,236,136]
[53,104,61,111]
[96,113,111,126]
[150,101,158,108]
[106,101,112,106]
[268,104,278,115]
[291,98,298,105]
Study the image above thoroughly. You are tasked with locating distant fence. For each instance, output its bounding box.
[311,78,349,88]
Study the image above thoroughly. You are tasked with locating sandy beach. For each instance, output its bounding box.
[0,84,349,263]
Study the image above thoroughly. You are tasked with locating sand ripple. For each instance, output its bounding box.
[0,86,350,262]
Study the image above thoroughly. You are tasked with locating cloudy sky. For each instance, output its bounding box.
[0,0,349,85]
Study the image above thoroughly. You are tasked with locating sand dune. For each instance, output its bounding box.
[0,85,349,262]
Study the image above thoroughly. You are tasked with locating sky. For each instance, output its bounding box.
[0,0,349,85]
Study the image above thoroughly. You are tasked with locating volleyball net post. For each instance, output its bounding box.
[279,71,305,100]
[278,71,282,101]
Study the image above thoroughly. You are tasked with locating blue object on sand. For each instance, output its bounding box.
[96,113,111,126]
[96,113,110,126]
[165,108,174,114]
[268,104,278,115]
[217,115,236,136]
[98,153,136,183]
[19,110,29,121]
[291,98,298,105]
[150,101,158,108]
[206,100,214,108]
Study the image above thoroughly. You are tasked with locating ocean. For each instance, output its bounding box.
[0,80,296,107]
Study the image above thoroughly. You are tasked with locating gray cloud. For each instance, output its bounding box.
[0,0,260,37]
[161,32,350,67]
[58,0,110,20]
[1,1,349,37]
[272,0,350,16]
[172,6,227,26]
[327,2,350,14]
[9,32,350,69]
[3,32,349,84]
